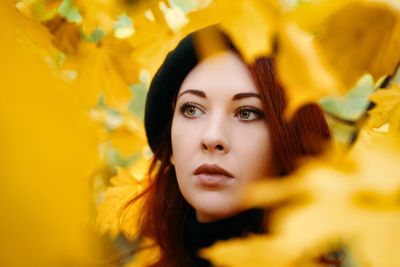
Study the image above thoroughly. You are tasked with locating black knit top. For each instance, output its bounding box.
[183,208,265,267]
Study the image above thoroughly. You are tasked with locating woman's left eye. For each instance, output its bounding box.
[180,103,205,118]
[235,107,264,121]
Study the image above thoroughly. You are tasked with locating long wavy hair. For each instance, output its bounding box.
[135,42,331,266]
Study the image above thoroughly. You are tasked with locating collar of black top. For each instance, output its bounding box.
[144,34,199,154]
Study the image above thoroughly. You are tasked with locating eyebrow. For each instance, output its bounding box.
[177,89,261,101]
[177,89,206,99]
[232,92,261,101]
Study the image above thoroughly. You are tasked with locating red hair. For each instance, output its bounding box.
[249,57,331,174]
[135,56,331,266]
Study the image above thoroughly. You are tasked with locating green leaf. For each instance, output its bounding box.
[392,65,400,86]
[107,148,139,168]
[169,0,197,14]
[139,70,150,88]
[58,0,82,24]
[320,74,376,121]
[114,13,135,39]
[82,27,105,43]
[128,83,147,119]
[97,92,106,108]
[324,115,357,144]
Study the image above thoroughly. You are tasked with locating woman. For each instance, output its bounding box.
[137,28,331,266]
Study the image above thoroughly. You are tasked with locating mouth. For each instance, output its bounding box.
[193,164,234,186]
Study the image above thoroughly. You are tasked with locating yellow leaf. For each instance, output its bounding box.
[217,0,281,62]
[367,83,400,132]
[291,0,400,89]
[203,133,400,266]
[103,35,140,84]
[9,0,62,67]
[43,15,81,54]
[63,36,136,111]
[0,0,100,265]
[110,124,147,157]
[75,0,121,35]
[123,238,161,267]
[128,0,220,79]
[16,0,62,21]
[96,167,149,239]
[128,154,153,182]
[317,1,400,88]
[276,22,342,116]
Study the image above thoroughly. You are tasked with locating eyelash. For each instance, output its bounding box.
[235,107,265,121]
[179,102,264,121]
[180,102,205,118]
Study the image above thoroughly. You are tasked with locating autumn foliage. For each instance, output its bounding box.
[1,0,400,266]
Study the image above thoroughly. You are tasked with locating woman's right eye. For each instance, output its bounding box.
[180,103,204,118]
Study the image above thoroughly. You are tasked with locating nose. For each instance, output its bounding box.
[200,114,230,154]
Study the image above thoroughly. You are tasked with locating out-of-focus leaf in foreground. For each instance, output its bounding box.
[276,22,343,115]
[202,133,400,266]
[278,0,400,116]
[0,0,100,265]
[219,0,400,117]
[124,237,161,267]
[217,0,282,63]
[306,0,400,89]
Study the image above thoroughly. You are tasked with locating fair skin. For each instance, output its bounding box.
[170,51,274,222]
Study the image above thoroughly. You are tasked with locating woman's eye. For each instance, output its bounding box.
[180,103,204,118]
[236,108,264,121]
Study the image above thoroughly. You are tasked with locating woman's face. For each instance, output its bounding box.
[171,51,274,222]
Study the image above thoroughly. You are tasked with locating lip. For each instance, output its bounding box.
[194,164,234,177]
[194,164,234,186]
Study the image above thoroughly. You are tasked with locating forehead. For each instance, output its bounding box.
[178,51,259,95]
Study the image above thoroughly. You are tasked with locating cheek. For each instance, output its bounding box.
[171,119,187,160]
[171,116,202,208]
[234,124,272,182]
[170,116,199,171]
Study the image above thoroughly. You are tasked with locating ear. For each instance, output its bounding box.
[170,153,175,166]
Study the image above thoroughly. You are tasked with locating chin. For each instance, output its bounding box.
[189,191,241,222]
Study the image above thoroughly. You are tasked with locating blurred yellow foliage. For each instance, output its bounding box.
[276,22,342,115]
[110,125,147,158]
[313,1,400,88]
[202,134,400,266]
[127,0,220,79]
[280,0,400,115]
[124,238,161,267]
[0,0,100,266]
[4,0,400,266]
[75,0,123,35]
[217,0,281,62]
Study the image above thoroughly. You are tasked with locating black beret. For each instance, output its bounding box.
[144,34,199,153]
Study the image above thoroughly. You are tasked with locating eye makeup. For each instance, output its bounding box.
[179,100,264,122]
[234,106,265,121]
[180,101,205,118]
